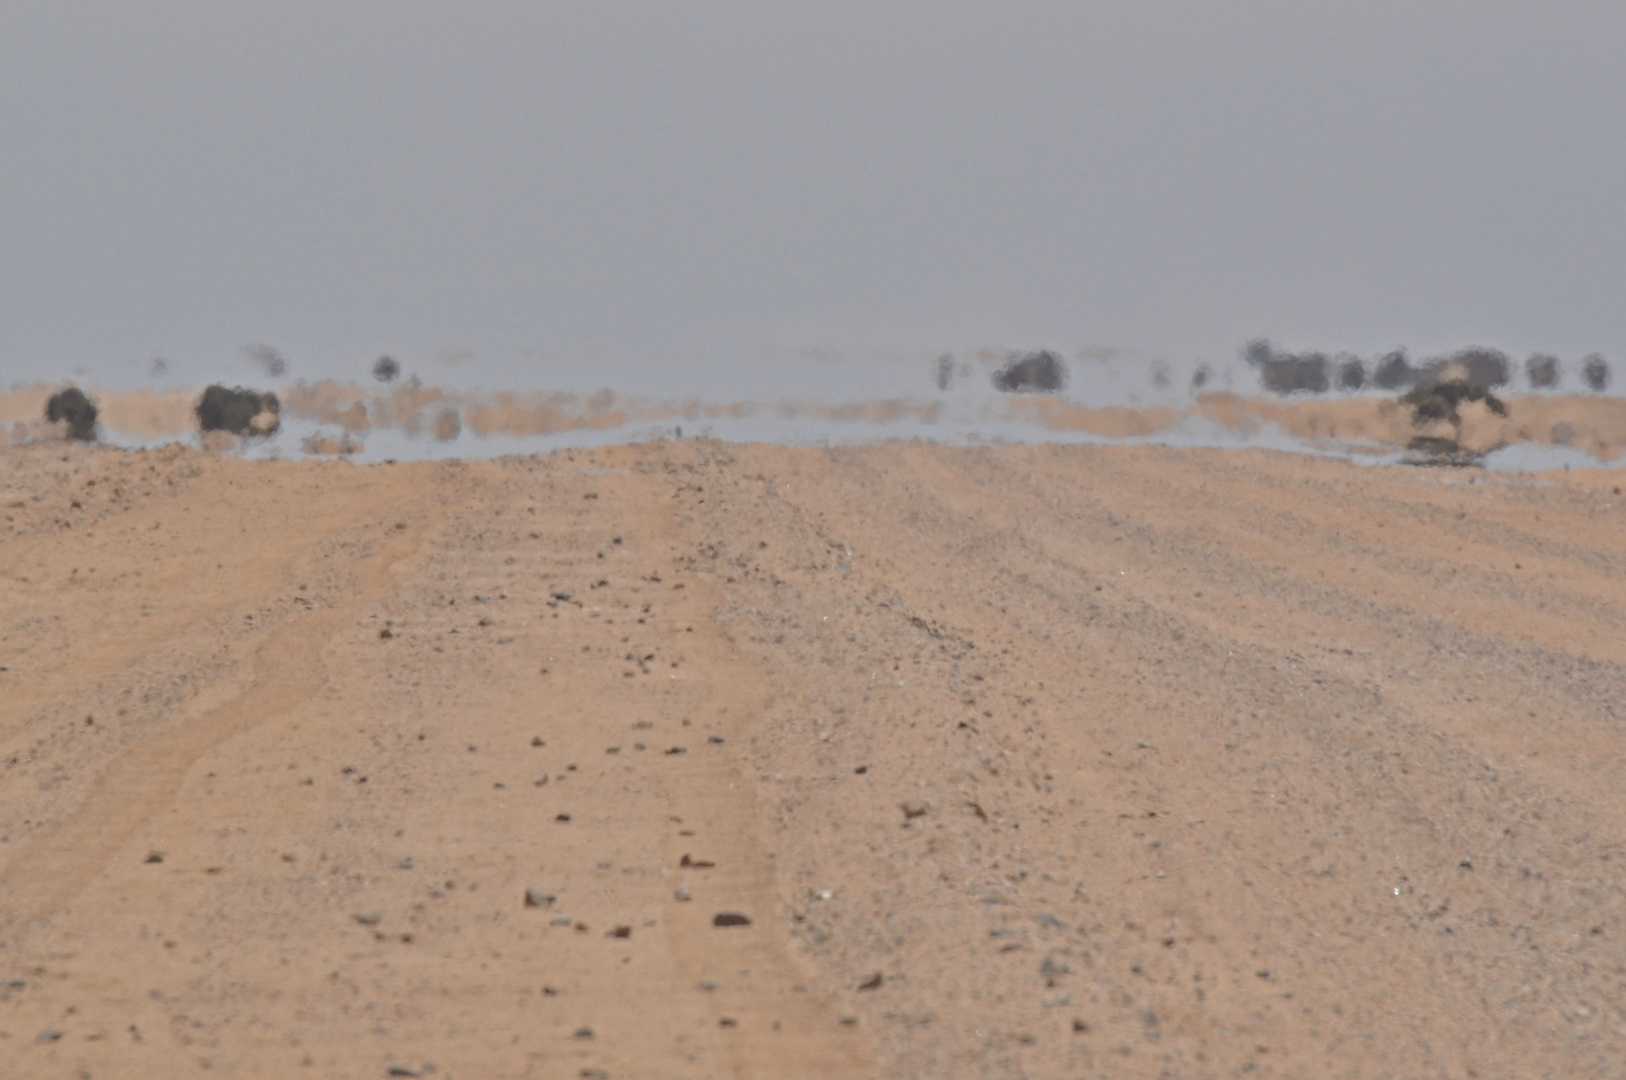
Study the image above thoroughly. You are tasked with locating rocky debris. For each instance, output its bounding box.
[45,387,98,441]
[524,889,556,908]
[144,851,164,864]
[712,912,752,927]
[673,887,691,902]
[353,911,383,926]
[858,972,883,990]
[197,385,280,436]
[373,355,400,382]
[991,350,1067,393]
[900,800,928,820]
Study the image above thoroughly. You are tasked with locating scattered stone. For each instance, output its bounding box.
[373,356,401,382]
[353,911,383,926]
[674,887,691,902]
[665,746,687,755]
[37,1028,61,1043]
[712,912,752,928]
[1072,1018,1090,1033]
[840,1016,858,1026]
[573,1026,594,1039]
[901,800,928,820]
[397,858,413,869]
[556,814,571,823]
[707,735,725,744]
[718,1017,737,1028]
[531,736,545,747]
[387,1067,420,1078]
[144,851,164,864]
[378,628,393,639]
[679,854,714,869]
[580,1070,608,1080]
[45,387,98,441]
[858,973,883,990]
[525,889,556,909]
[608,925,631,939]
[1040,955,1070,979]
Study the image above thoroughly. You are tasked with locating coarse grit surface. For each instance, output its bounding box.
[1,439,1623,1078]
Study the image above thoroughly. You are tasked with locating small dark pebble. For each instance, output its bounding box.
[665,747,687,755]
[1072,1018,1090,1033]
[525,889,556,909]
[144,851,164,864]
[580,1071,608,1080]
[37,1029,62,1043]
[679,854,714,868]
[556,814,572,823]
[573,1026,594,1039]
[1255,969,1270,979]
[531,736,545,747]
[718,1017,737,1028]
[354,911,383,926]
[713,912,752,928]
[707,735,725,744]
[387,1068,420,1078]
[609,925,632,939]
[858,972,883,990]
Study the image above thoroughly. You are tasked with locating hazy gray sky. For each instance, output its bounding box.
[3,2,1625,391]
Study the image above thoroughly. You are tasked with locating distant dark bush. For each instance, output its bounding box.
[197,385,280,436]
[1582,354,1611,392]
[1372,350,1421,390]
[45,387,98,441]
[1242,339,1329,395]
[1448,347,1511,389]
[1335,356,1366,391]
[1526,354,1561,389]
[992,350,1067,393]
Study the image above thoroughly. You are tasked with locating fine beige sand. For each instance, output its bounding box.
[2,438,1624,1078]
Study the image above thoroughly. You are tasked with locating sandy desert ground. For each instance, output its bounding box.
[2,438,1625,1078]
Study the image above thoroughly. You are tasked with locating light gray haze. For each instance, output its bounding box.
[3,2,1625,397]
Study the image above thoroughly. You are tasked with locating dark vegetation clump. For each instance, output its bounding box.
[373,355,400,382]
[45,387,98,441]
[991,350,1067,393]
[1371,350,1419,390]
[1336,355,1366,390]
[1582,354,1611,392]
[1449,347,1511,389]
[1242,339,1329,395]
[197,385,280,436]
[1401,379,1508,463]
[1526,353,1561,389]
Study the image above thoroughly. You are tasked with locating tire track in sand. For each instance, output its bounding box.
[0,484,438,927]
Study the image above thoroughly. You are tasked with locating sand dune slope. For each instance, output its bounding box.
[2,440,1624,1078]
